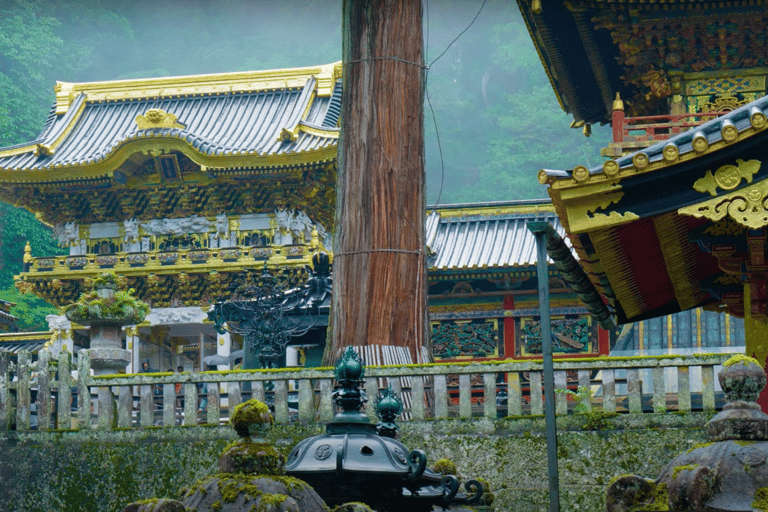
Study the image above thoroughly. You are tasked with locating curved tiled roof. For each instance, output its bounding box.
[541,93,768,184]
[426,200,570,271]
[0,65,342,174]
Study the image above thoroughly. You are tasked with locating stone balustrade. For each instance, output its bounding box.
[0,350,733,432]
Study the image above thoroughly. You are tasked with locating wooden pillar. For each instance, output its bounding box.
[328,0,428,364]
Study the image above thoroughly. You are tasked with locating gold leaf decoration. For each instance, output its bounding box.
[135,108,185,130]
[680,178,768,229]
[693,159,762,196]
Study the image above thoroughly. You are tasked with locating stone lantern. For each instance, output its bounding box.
[606,355,768,511]
[64,273,149,375]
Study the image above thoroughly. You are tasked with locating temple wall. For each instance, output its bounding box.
[0,414,711,512]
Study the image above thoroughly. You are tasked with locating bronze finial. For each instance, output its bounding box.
[613,92,624,111]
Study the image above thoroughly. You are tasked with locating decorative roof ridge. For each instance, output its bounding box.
[540,93,768,185]
[35,93,88,157]
[54,61,343,115]
[440,211,560,222]
[427,198,553,210]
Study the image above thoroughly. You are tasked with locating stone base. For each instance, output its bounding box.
[89,347,131,375]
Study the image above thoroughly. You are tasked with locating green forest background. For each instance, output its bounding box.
[0,0,611,330]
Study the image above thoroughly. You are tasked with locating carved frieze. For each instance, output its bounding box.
[680,176,768,229]
[145,307,207,326]
[141,215,213,235]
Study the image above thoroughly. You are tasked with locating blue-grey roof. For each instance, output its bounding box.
[0,76,341,172]
[542,93,768,181]
[426,200,570,271]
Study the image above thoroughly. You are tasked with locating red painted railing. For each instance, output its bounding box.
[602,105,729,157]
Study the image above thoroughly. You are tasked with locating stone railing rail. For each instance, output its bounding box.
[0,350,733,432]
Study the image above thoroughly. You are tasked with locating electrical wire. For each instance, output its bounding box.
[424,0,490,208]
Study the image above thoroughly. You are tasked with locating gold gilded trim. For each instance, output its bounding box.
[693,159,761,196]
[136,109,185,130]
[692,133,709,153]
[662,144,679,162]
[36,96,88,156]
[572,166,590,183]
[632,152,649,170]
[0,136,337,184]
[434,202,556,218]
[603,160,620,177]
[679,176,768,229]
[0,145,39,159]
[54,61,341,114]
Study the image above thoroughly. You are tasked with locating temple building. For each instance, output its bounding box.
[518,1,764,364]
[0,63,615,371]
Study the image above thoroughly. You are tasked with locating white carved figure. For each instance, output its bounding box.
[53,221,79,247]
[290,210,314,243]
[184,214,213,233]
[141,215,214,236]
[146,307,208,326]
[47,314,71,331]
[123,218,140,243]
[275,208,294,245]
[141,219,164,235]
[215,213,229,239]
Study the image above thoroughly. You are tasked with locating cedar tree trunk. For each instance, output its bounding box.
[326,0,429,364]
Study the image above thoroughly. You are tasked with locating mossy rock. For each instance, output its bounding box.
[122,498,187,512]
[230,399,273,438]
[180,473,326,512]
[432,458,458,477]
[219,440,285,476]
[331,503,375,512]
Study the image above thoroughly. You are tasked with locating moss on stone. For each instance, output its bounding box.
[753,486,768,511]
[634,482,669,511]
[671,464,699,480]
[219,439,285,475]
[724,354,762,368]
[432,458,458,476]
[686,442,714,454]
[230,399,273,438]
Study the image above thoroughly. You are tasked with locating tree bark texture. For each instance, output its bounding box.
[327,0,428,364]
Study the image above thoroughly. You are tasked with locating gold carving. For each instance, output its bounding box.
[632,153,649,170]
[679,178,768,229]
[692,134,709,153]
[603,160,619,177]
[693,159,761,196]
[538,169,552,184]
[588,210,640,225]
[662,144,679,162]
[703,218,746,237]
[135,109,185,130]
[714,274,742,286]
[751,109,767,130]
[572,166,590,183]
[721,122,739,143]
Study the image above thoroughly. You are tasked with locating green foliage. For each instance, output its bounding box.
[0,203,65,289]
[63,274,149,324]
[0,285,58,331]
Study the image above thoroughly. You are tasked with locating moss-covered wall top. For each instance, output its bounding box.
[0,414,712,512]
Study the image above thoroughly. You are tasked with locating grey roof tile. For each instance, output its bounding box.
[427,202,570,271]
[0,76,342,172]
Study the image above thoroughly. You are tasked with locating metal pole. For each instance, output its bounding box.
[528,221,560,512]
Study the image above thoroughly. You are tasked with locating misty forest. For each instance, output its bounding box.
[0,0,611,329]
